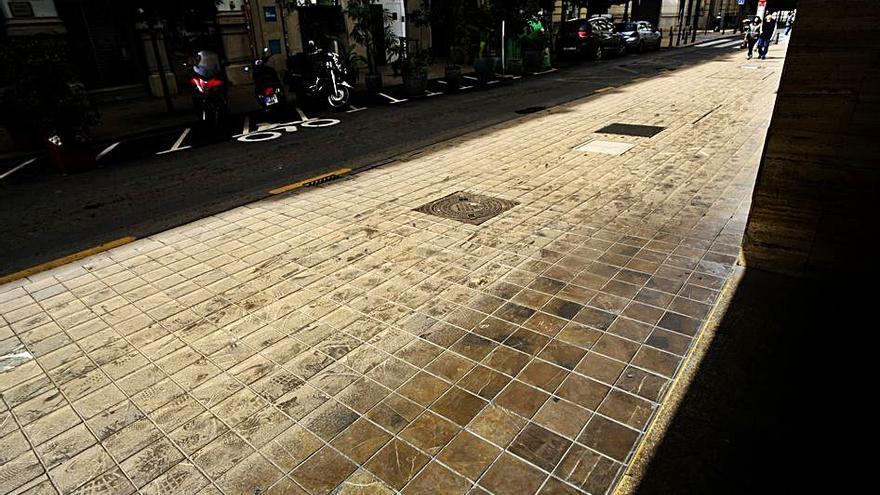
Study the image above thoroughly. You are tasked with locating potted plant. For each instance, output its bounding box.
[521,30,545,72]
[0,36,66,151]
[345,0,399,93]
[400,49,432,97]
[345,49,367,86]
[505,38,524,75]
[474,39,494,84]
[45,81,101,174]
[444,46,465,90]
[411,0,475,92]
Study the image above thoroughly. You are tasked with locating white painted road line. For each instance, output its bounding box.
[0,158,37,180]
[346,105,367,113]
[96,142,120,161]
[295,107,310,121]
[378,92,408,104]
[156,128,192,155]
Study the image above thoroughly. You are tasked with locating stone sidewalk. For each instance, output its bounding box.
[0,46,786,495]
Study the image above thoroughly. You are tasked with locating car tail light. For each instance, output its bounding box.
[578,30,589,38]
[206,78,224,89]
[263,86,276,96]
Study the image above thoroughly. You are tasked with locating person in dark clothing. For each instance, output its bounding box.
[757,13,776,60]
[744,16,761,59]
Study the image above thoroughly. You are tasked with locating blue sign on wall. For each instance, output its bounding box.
[738,0,746,4]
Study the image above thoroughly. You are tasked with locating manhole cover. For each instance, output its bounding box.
[414,191,518,225]
[596,123,665,137]
[515,106,546,114]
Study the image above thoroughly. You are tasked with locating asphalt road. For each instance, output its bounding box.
[0,41,740,276]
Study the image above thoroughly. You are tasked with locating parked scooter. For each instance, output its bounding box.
[244,48,286,114]
[285,41,351,110]
[188,51,228,128]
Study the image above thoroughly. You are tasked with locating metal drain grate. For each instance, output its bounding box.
[414,191,518,225]
[596,123,665,137]
[303,173,344,187]
[515,106,547,114]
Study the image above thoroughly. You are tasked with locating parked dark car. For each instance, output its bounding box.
[555,17,628,60]
[614,21,662,52]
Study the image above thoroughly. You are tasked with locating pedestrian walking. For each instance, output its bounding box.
[744,16,761,59]
[784,11,796,36]
[757,12,776,60]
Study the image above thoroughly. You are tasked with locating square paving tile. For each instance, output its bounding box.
[364,439,429,490]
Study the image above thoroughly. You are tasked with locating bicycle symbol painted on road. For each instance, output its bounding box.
[234,118,341,143]
[155,110,341,154]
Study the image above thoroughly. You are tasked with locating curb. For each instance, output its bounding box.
[611,265,745,495]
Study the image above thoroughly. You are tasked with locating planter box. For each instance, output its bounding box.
[524,50,543,72]
[474,57,493,84]
[403,71,428,96]
[47,141,97,174]
[506,59,524,75]
[365,73,383,93]
[444,66,462,91]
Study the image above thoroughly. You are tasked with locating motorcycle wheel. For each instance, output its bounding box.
[327,86,350,110]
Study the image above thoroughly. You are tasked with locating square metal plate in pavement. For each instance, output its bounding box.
[574,140,635,155]
[596,123,666,138]
[414,191,518,225]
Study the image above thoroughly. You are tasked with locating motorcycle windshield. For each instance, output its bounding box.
[194,51,222,79]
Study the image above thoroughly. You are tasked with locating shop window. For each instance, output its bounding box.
[268,39,282,54]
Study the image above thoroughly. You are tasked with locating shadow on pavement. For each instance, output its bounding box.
[632,267,845,494]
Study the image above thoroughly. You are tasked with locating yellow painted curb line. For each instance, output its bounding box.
[269,168,351,195]
[0,236,136,285]
[595,86,616,93]
[612,263,745,495]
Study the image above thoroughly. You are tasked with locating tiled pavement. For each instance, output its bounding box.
[0,47,785,495]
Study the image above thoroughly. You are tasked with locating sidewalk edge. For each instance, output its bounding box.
[611,263,746,495]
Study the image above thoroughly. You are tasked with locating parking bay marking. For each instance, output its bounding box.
[378,92,408,104]
[96,142,121,161]
[156,128,192,155]
[0,158,37,180]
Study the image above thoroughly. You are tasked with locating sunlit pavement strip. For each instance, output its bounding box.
[0,46,785,495]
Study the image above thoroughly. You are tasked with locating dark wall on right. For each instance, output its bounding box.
[741,0,879,278]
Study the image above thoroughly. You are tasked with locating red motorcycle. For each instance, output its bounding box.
[189,51,228,128]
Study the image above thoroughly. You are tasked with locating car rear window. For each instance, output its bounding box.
[561,20,589,34]
[615,22,637,31]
